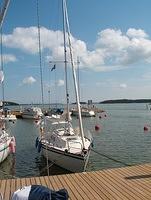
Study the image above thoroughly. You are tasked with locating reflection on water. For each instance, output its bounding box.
[0,154,16,179]
[0,103,151,179]
[35,156,70,176]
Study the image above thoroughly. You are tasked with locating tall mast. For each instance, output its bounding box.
[62,0,70,128]
[63,0,85,148]
[0,0,10,29]
[0,0,11,108]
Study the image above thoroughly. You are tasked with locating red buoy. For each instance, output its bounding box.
[144,126,149,131]
[95,125,100,131]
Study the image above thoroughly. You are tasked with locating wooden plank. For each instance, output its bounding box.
[48,175,59,190]
[73,172,104,200]
[20,178,26,187]
[93,171,133,200]
[57,174,79,200]
[9,179,16,199]
[0,179,6,200]
[30,177,36,185]
[25,177,31,186]
[115,166,151,196]
[80,171,116,200]
[39,176,48,188]
[34,176,41,185]
[54,175,65,189]
[1,163,151,200]
[103,168,150,200]
[68,174,95,199]
[16,178,21,190]
[4,179,11,200]
[44,176,53,188]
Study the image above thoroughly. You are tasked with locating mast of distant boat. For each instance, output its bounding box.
[62,0,85,148]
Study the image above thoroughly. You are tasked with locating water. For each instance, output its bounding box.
[1,103,151,179]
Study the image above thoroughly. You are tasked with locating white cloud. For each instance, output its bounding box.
[1,54,17,63]
[119,83,127,89]
[126,28,148,38]
[3,26,151,72]
[22,76,36,85]
[57,79,64,86]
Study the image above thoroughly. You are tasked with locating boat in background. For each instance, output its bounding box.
[0,106,17,122]
[0,120,16,164]
[71,106,95,117]
[21,107,43,119]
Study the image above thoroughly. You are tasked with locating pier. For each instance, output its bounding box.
[1,163,151,200]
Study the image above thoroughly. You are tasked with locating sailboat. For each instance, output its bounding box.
[0,0,16,123]
[0,119,16,164]
[36,0,92,172]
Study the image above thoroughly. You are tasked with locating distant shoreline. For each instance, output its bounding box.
[4,99,151,106]
[99,99,151,104]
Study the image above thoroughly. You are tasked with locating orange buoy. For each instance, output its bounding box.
[95,125,100,131]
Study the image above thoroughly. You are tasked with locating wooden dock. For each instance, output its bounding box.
[0,163,151,200]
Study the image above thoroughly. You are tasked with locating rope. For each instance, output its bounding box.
[39,161,54,174]
[36,0,44,108]
[91,148,132,167]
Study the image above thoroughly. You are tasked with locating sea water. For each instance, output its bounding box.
[0,103,151,179]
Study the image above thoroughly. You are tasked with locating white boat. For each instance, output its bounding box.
[0,120,16,164]
[0,108,17,122]
[36,118,92,172]
[22,107,43,119]
[36,0,92,173]
[71,107,95,117]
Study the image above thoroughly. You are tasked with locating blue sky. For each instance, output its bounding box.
[1,0,151,104]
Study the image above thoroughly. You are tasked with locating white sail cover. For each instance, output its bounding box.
[0,70,4,83]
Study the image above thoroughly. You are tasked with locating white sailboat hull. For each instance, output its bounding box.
[41,145,90,172]
[0,138,11,163]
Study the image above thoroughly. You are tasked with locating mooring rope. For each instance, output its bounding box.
[39,162,54,174]
[91,148,132,167]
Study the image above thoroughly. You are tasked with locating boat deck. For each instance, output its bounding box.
[1,163,151,200]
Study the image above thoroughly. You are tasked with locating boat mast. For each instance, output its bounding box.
[0,0,10,29]
[0,0,11,108]
[63,0,85,148]
[62,0,70,129]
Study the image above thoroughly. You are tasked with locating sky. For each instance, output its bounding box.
[1,0,151,104]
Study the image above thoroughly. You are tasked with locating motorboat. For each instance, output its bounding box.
[71,107,95,117]
[22,107,43,119]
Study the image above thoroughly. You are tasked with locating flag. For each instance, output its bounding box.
[51,64,56,71]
